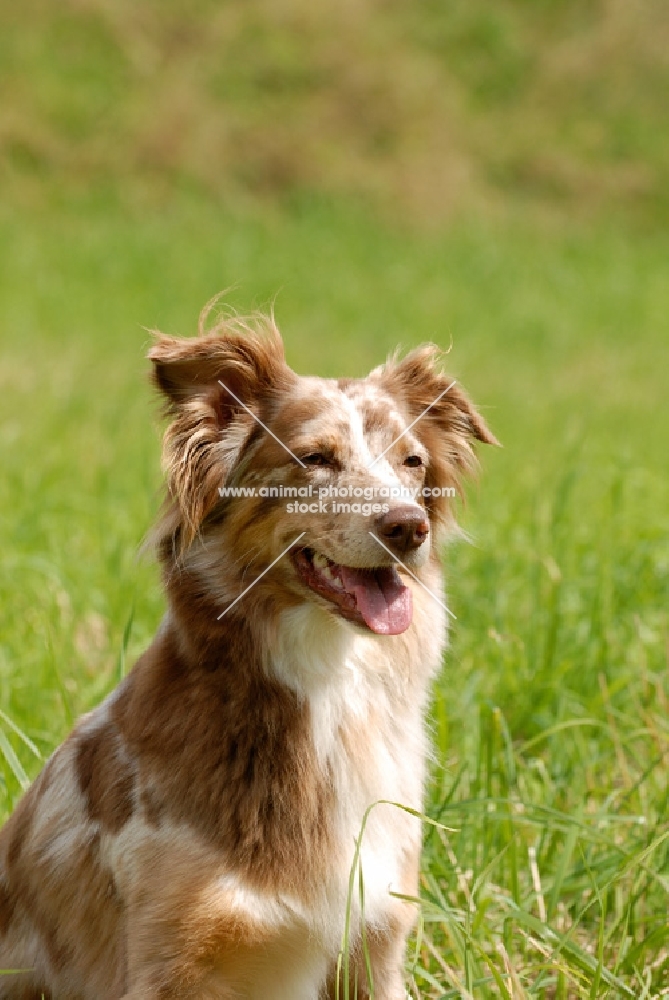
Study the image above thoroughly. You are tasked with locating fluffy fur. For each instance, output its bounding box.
[0,311,496,999]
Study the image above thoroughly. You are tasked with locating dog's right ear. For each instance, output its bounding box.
[149,319,291,417]
[148,317,293,549]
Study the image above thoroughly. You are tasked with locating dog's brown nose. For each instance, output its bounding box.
[375,505,429,555]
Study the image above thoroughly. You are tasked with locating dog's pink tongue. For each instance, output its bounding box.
[339,566,413,635]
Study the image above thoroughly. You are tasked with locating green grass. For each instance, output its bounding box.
[1,192,668,997]
[3,0,669,226]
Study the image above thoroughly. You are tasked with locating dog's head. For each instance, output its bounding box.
[149,314,497,637]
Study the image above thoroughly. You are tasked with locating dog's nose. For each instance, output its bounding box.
[374,506,429,555]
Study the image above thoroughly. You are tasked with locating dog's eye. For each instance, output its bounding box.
[404,455,423,468]
[302,453,331,467]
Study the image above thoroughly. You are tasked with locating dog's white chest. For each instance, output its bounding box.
[305,647,427,934]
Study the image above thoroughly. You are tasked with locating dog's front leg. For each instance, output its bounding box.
[331,839,421,1000]
[122,865,328,1000]
[363,917,415,1000]
[327,910,418,1000]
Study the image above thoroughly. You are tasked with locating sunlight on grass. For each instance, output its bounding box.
[0,196,667,994]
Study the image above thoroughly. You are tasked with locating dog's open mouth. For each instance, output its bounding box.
[292,547,412,635]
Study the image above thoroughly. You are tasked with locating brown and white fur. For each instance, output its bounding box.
[0,312,496,999]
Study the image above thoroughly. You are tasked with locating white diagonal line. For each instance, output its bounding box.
[367,532,457,620]
[218,380,306,467]
[217,532,306,620]
[367,380,457,469]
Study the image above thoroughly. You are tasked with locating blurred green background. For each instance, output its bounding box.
[2,1,669,996]
[3,0,669,224]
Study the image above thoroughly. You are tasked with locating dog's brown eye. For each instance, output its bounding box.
[302,453,331,466]
[404,455,423,468]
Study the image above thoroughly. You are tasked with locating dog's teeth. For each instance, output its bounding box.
[313,553,329,571]
[322,566,345,589]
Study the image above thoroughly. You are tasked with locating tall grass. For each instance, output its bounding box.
[1,192,668,994]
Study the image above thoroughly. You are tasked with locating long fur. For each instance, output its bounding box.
[0,310,496,1000]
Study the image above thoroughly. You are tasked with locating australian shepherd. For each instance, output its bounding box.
[0,309,496,999]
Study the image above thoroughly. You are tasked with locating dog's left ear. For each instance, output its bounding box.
[379,344,499,528]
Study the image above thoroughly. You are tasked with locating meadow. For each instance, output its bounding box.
[2,0,669,995]
[1,191,668,997]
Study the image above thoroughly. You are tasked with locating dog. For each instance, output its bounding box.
[0,310,496,999]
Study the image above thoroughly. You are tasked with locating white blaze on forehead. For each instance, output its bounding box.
[337,391,376,468]
[291,377,422,498]
[341,387,411,492]
[291,381,379,468]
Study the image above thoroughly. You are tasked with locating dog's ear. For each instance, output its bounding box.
[379,345,499,529]
[148,317,293,550]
